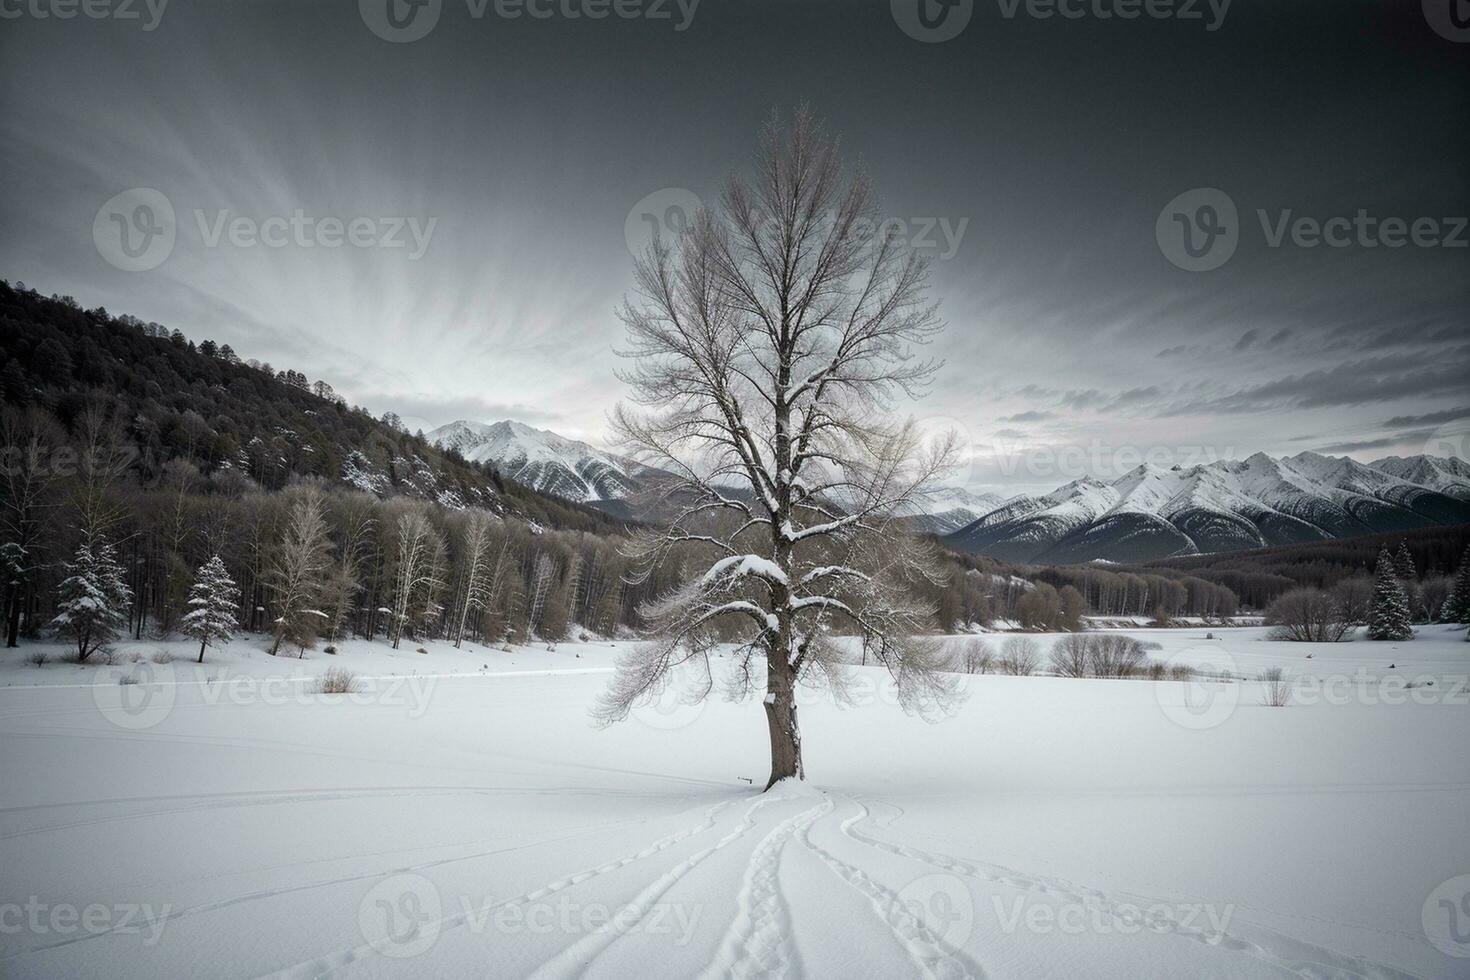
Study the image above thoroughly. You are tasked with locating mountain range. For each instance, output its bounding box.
[428,420,666,507]
[944,451,1470,563]
[430,419,1470,563]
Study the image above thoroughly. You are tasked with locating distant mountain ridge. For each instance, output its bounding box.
[944,451,1470,563]
[429,420,668,505]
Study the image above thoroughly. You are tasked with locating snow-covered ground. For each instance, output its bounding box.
[1,626,1467,978]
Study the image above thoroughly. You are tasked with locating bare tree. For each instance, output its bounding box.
[0,409,61,647]
[597,107,961,789]
[268,487,331,656]
[997,637,1041,676]
[387,504,446,649]
[452,510,498,648]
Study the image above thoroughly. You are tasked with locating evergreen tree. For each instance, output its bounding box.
[181,555,240,663]
[1390,539,1424,619]
[51,539,132,661]
[1442,544,1470,625]
[1367,550,1413,641]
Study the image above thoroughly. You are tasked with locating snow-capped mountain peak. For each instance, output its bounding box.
[427,420,662,504]
[946,452,1470,563]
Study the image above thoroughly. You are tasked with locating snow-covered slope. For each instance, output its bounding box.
[896,486,1008,534]
[428,420,666,504]
[946,453,1470,563]
[1371,454,1470,501]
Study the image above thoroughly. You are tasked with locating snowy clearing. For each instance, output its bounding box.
[1,626,1467,978]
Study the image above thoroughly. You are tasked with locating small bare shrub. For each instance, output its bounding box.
[1142,660,1168,681]
[313,668,359,695]
[1265,589,1351,642]
[1259,667,1291,707]
[150,651,175,664]
[1167,664,1197,681]
[998,637,1041,676]
[1089,635,1148,678]
[28,650,47,667]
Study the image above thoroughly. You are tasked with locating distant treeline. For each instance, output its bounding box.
[1128,522,1470,608]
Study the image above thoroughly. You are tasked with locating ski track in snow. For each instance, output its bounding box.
[270,797,740,978]
[523,795,794,980]
[698,799,828,980]
[847,795,1422,980]
[794,795,988,980]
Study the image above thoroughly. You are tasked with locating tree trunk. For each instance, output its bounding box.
[762,659,803,790]
[198,638,207,663]
[4,584,18,648]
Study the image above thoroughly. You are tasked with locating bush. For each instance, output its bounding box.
[28,650,46,667]
[323,645,338,655]
[1265,589,1352,642]
[1259,667,1291,707]
[1088,635,1148,678]
[313,668,359,695]
[150,651,175,664]
[998,637,1041,675]
[1167,664,1197,681]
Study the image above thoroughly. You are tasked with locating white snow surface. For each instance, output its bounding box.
[1,625,1467,978]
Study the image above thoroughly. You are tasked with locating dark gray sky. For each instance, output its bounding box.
[3,0,1466,491]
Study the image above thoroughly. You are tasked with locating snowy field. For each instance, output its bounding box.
[1,625,1468,979]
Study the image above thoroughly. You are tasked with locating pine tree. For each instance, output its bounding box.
[1443,545,1470,625]
[51,539,132,661]
[1367,550,1413,641]
[181,555,240,663]
[1391,540,1423,619]
[1392,541,1417,580]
